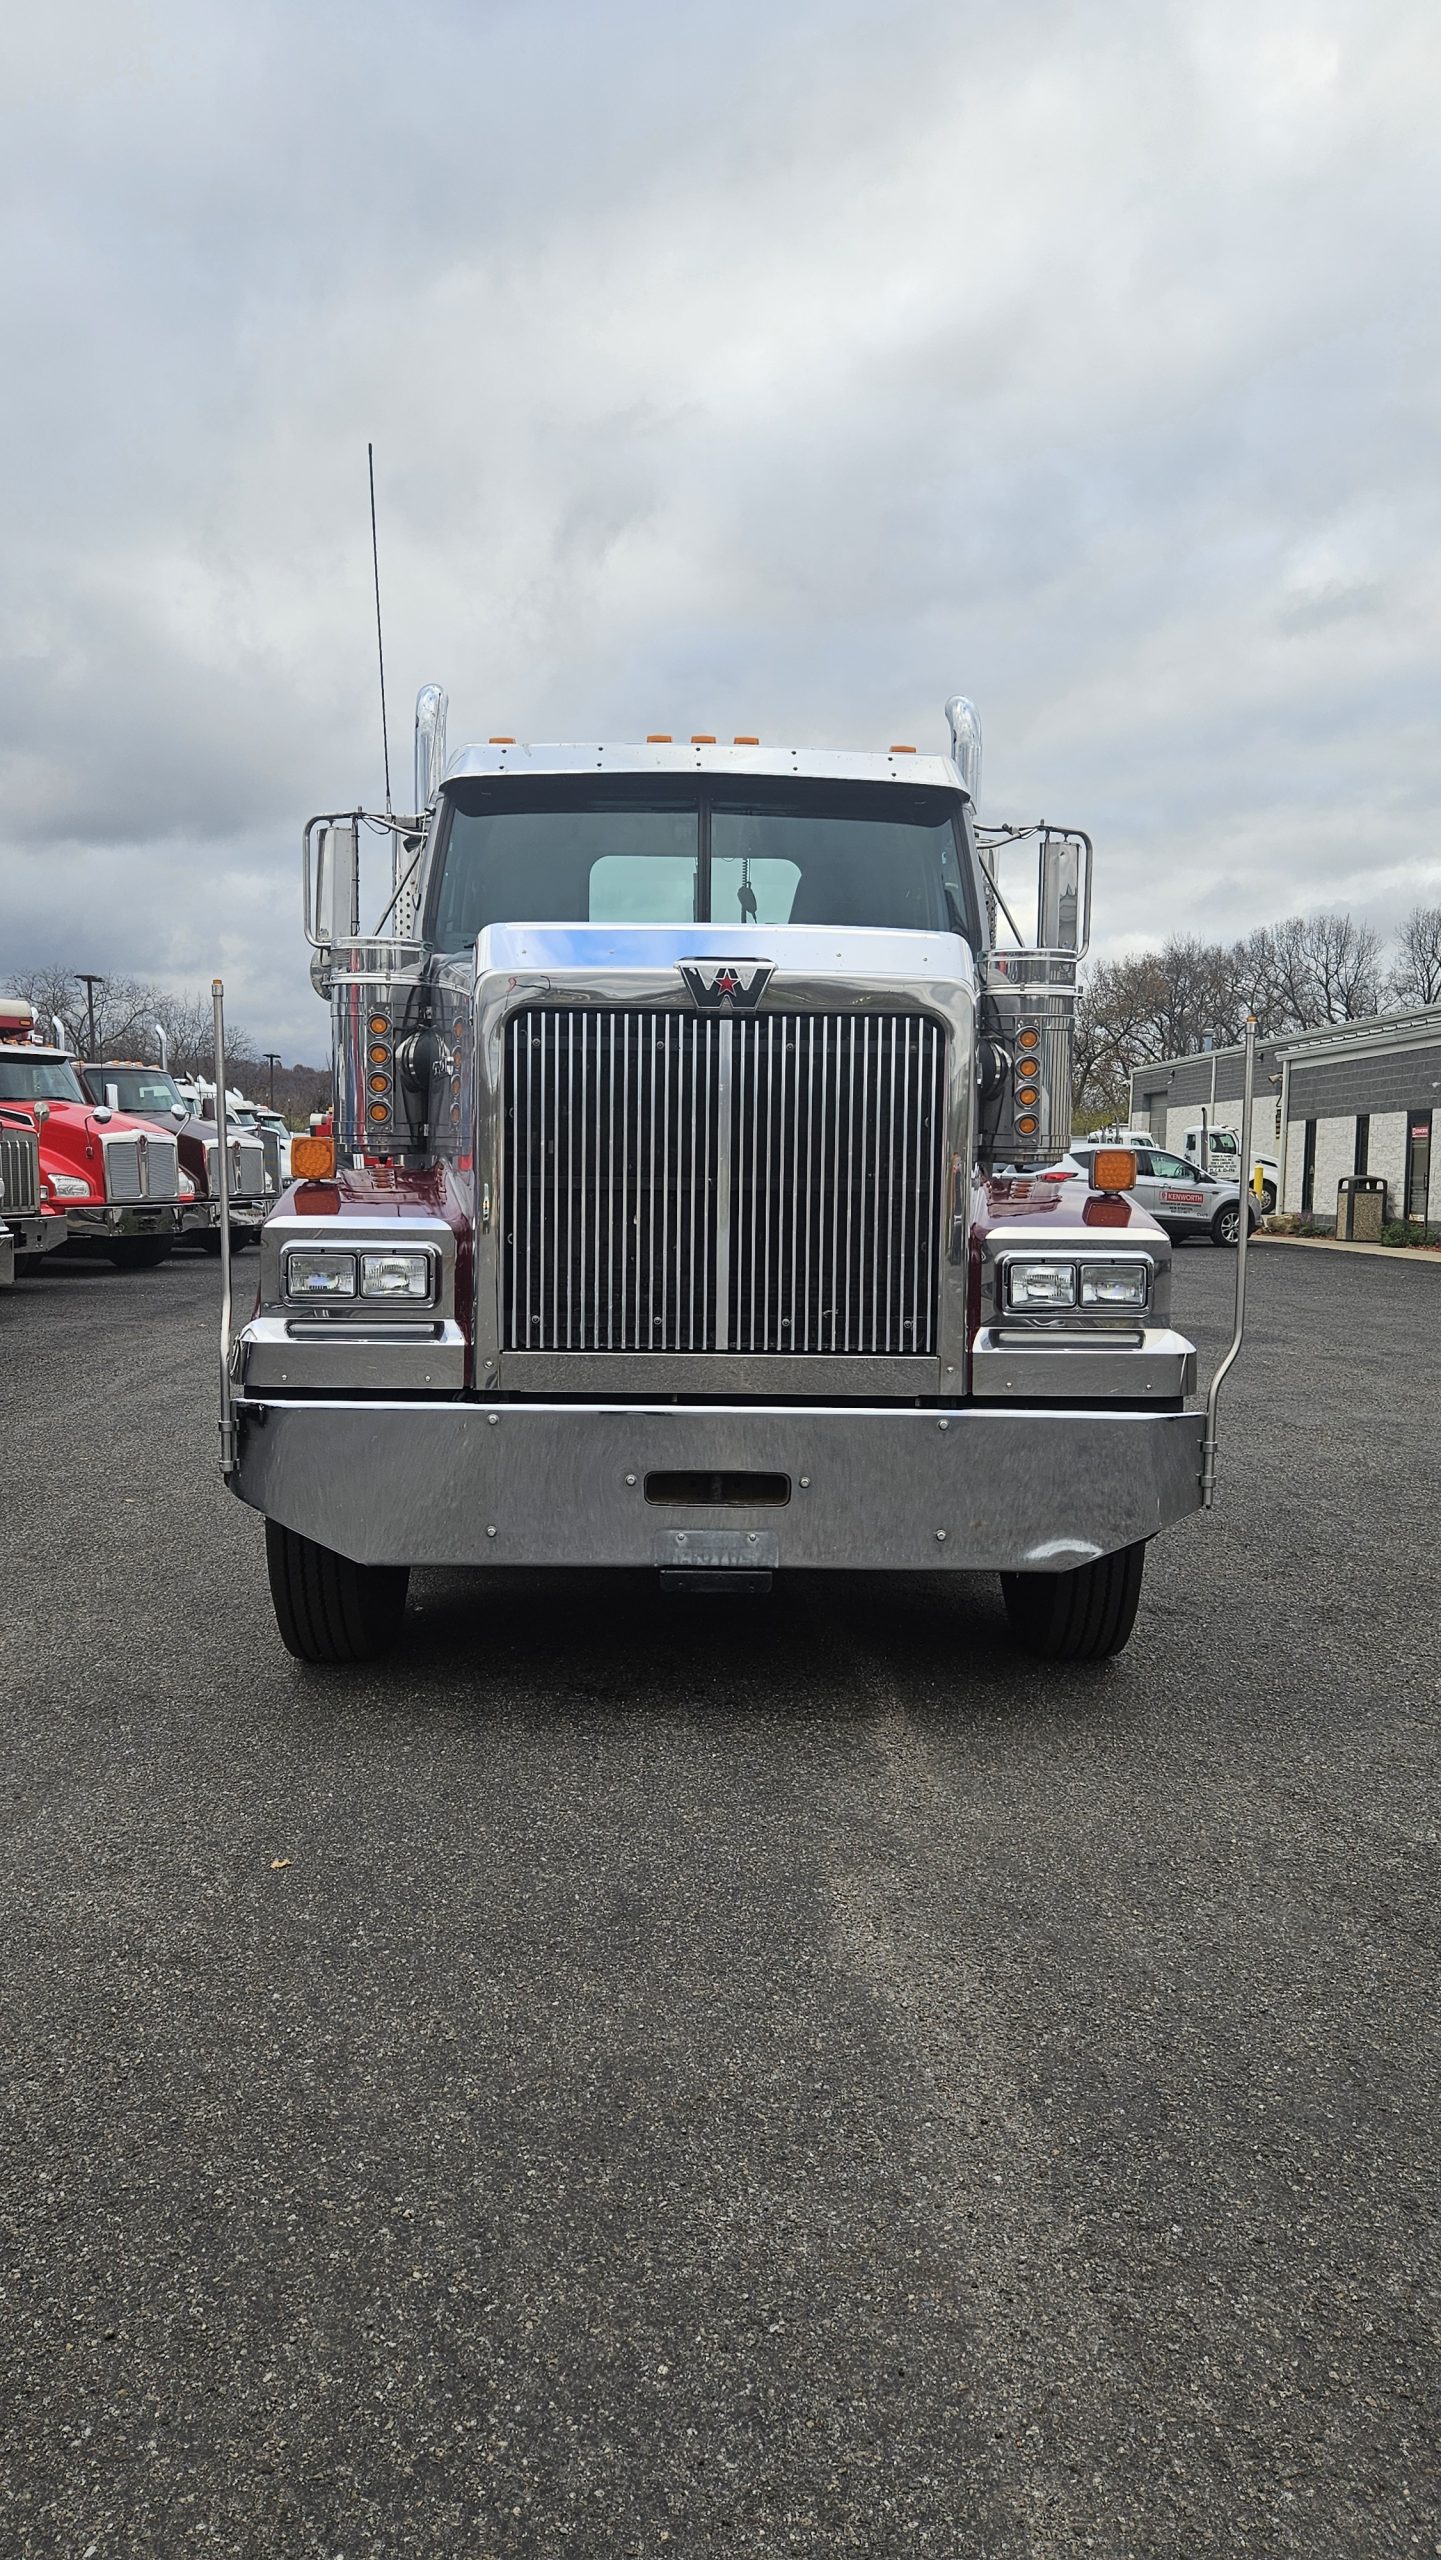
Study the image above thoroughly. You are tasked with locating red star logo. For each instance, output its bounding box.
[715,969,739,995]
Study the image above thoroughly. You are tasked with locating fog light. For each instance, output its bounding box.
[1006,1259,1077,1309]
[1080,1261,1150,1307]
[285,1247,357,1299]
[361,1250,433,1302]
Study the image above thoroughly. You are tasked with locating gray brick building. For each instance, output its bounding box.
[1129,1005,1441,1224]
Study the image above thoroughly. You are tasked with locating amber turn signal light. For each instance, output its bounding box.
[292,1135,335,1180]
[1017,1026,1040,1051]
[1092,1148,1137,1194]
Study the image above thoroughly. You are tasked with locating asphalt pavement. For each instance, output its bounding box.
[2,1241,1437,2558]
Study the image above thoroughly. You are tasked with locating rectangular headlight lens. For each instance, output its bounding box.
[1006,1259,1077,1309]
[1080,1260,1151,1308]
[360,1249,433,1302]
[284,1247,357,1299]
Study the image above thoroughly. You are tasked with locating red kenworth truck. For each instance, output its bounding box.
[0,1001,189,1267]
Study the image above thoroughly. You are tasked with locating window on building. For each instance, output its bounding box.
[1300,1119,1317,1214]
[1354,1114,1370,1175]
[1404,1110,1433,1222]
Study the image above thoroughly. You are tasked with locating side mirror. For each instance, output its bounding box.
[92,1105,114,1124]
[172,1104,187,1123]
[1038,833,1084,952]
[314,820,360,945]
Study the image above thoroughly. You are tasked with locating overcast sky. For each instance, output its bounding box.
[3,0,1438,1061]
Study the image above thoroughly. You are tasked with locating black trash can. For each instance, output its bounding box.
[1336,1174,1387,1241]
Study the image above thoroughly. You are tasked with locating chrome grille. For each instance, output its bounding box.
[205,1135,266,1199]
[504,1008,945,1357]
[102,1132,180,1203]
[0,1129,40,1217]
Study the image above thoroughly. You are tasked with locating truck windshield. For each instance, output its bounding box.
[0,1057,88,1103]
[83,1068,185,1115]
[427,777,979,951]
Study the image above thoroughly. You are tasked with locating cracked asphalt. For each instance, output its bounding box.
[1,1241,1437,2557]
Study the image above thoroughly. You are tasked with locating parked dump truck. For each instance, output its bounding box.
[219,692,1219,1669]
[0,1003,186,1266]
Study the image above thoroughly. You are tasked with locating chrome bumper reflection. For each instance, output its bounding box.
[68,1204,182,1239]
[232,1397,1205,1572]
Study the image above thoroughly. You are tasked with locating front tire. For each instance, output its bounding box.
[108,1238,173,1270]
[265,1520,410,1664]
[1000,1540,1146,1661]
[1211,1202,1256,1246]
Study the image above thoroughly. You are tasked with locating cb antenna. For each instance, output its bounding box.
[368,441,393,816]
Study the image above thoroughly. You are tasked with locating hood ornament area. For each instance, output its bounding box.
[677,958,774,1010]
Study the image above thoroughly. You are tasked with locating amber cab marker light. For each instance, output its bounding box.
[488,735,515,744]
[690,733,717,744]
[292,1135,335,1180]
[733,734,760,745]
[889,743,917,753]
[1092,1147,1138,1194]
[647,733,673,743]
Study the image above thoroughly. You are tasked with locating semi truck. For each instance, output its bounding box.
[219,692,1232,1669]
[0,1003,187,1266]
[80,1060,269,1249]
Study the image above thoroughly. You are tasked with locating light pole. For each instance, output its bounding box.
[263,1051,282,1111]
[74,973,105,1060]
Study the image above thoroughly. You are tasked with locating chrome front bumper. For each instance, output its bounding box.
[68,1203,182,1241]
[8,1212,67,1257]
[232,1397,1205,1572]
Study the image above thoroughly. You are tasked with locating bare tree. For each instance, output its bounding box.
[1388,904,1441,1009]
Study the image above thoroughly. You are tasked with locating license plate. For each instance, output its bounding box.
[134,1213,161,1230]
[654,1529,780,1569]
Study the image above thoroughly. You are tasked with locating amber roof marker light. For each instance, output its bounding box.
[733,735,760,745]
[889,743,917,753]
[646,733,673,743]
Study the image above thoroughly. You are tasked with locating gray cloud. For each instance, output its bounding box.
[2,0,1438,1058]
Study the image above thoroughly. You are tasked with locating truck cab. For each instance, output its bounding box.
[222,696,1208,1670]
[1181,1122,1278,1213]
[0,1010,186,1267]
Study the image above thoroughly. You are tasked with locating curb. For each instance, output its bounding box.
[1258,1233,1441,1264]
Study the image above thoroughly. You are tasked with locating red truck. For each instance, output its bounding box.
[0,1002,189,1267]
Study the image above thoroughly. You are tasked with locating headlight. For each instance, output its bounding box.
[46,1173,94,1199]
[1079,1260,1150,1308]
[284,1247,357,1299]
[361,1249,433,1302]
[1005,1259,1077,1309]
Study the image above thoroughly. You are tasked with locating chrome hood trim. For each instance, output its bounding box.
[474,920,977,1002]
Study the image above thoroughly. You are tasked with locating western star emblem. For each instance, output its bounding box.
[677,958,774,1010]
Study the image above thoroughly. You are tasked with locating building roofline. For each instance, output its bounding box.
[1131,1002,1441,1080]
